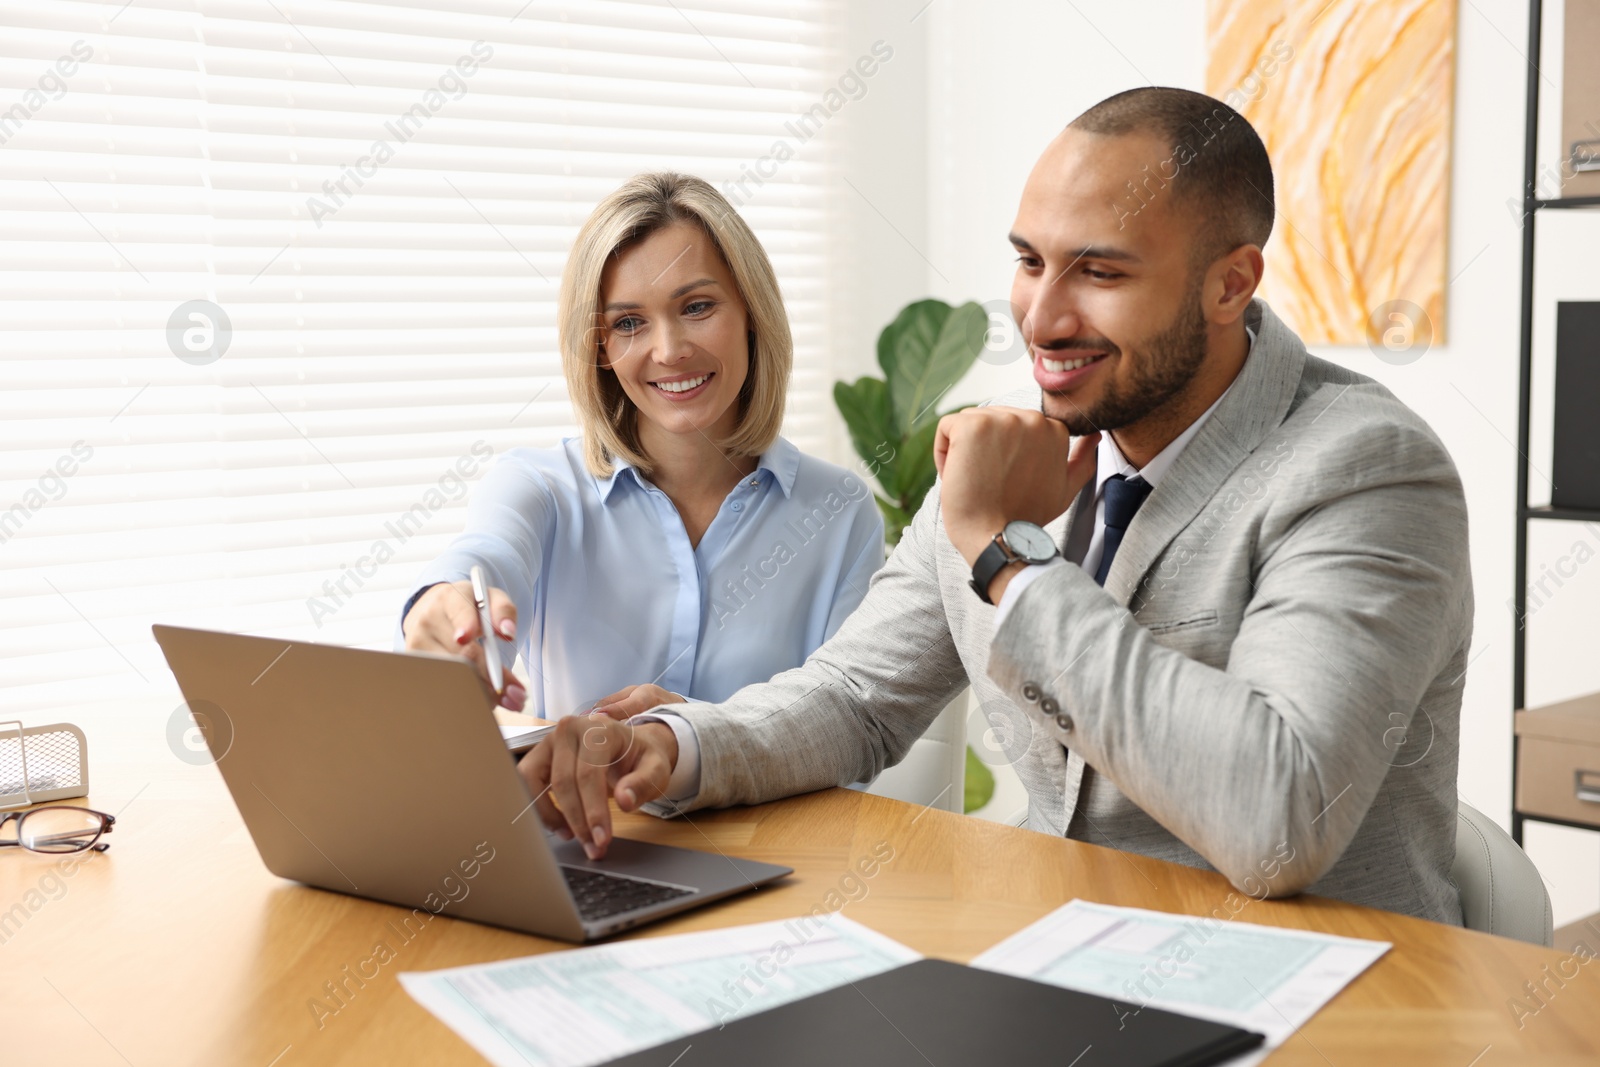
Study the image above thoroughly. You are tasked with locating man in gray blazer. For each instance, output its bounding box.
[520,87,1472,924]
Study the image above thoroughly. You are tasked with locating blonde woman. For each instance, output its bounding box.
[399,172,883,727]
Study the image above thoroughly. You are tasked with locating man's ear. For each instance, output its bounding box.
[1205,245,1263,325]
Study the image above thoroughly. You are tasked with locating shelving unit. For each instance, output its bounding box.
[1512,0,1600,848]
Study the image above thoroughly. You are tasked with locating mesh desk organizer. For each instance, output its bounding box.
[0,721,90,809]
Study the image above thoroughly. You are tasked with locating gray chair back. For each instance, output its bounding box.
[1452,800,1553,946]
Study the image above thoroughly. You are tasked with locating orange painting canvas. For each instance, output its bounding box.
[1206,0,1456,346]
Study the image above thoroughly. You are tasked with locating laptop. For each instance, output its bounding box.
[152,624,791,942]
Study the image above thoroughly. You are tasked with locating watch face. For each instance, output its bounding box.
[1003,521,1056,563]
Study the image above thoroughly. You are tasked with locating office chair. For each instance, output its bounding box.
[1452,800,1553,946]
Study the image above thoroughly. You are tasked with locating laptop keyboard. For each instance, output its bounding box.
[561,865,695,922]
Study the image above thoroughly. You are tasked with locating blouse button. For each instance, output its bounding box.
[731,502,743,512]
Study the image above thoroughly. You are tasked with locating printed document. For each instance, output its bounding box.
[401,914,919,1067]
[972,899,1389,1066]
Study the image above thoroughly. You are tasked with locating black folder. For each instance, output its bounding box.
[601,958,1265,1067]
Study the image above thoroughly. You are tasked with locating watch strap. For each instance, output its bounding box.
[969,536,1015,606]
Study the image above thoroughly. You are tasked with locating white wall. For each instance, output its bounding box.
[836,0,1599,926]
[830,4,934,462]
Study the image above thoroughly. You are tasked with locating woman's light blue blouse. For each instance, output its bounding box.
[395,436,885,717]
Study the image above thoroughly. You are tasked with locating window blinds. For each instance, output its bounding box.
[0,0,841,712]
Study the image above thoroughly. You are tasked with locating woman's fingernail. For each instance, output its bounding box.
[618,787,635,808]
[454,628,469,645]
[583,842,599,860]
[498,619,514,638]
[592,825,609,848]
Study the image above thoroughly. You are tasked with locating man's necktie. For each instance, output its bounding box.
[1093,474,1153,586]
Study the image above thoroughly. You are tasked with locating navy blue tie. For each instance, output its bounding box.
[1093,474,1153,586]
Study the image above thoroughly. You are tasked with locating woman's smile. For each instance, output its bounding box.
[649,372,715,399]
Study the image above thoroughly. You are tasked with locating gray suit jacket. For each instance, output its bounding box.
[666,299,1472,924]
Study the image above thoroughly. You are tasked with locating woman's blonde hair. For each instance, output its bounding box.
[559,172,793,477]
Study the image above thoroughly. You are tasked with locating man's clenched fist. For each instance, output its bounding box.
[934,407,1099,598]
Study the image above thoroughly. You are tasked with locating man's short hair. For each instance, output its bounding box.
[1070,87,1274,266]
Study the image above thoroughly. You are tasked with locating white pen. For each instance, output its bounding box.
[469,564,505,695]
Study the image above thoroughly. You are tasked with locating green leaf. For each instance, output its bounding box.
[964,746,995,813]
[895,401,976,517]
[833,377,902,497]
[878,299,988,434]
[874,495,915,547]
[893,417,940,515]
[875,298,948,381]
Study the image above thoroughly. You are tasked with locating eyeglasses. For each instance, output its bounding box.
[0,806,115,854]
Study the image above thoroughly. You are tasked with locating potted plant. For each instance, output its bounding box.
[833,297,995,812]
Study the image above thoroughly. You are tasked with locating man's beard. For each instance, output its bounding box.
[1041,281,1210,436]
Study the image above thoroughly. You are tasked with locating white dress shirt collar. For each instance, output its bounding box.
[1093,324,1256,490]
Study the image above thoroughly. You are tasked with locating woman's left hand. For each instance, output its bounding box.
[589,684,685,719]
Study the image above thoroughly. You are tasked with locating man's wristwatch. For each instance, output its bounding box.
[969,521,1059,605]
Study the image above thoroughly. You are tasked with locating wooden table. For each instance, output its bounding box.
[4,701,1599,1066]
